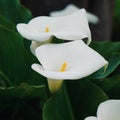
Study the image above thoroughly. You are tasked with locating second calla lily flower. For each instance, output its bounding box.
[84,100,120,120]
[31,40,108,93]
[17,9,91,45]
[50,4,99,24]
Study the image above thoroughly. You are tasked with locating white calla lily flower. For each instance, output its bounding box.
[31,40,108,93]
[17,9,91,45]
[85,117,97,120]
[50,4,99,24]
[30,38,52,55]
[84,100,120,120]
[30,41,42,55]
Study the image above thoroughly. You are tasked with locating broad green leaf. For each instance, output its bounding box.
[94,75,120,99]
[0,14,15,30]
[24,48,46,86]
[89,53,120,79]
[43,83,75,120]
[0,23,47,101]
[90,41,120,60]
[66,79,108,120]
[0,83,47,100]
[0,0,32,24]
[0,25,25,85]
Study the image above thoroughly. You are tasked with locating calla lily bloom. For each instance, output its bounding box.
[50,4,99,24]
[31,40,108,93]
[84,100,120,120]
[17,9,91,45]
[30,39,52,55]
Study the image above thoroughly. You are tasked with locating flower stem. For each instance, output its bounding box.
[47,79,63,94]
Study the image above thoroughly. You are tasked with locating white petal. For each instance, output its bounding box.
[31,40,108,80]
[97,100,120,120]
[30,41,42,55]
[17,9,91,44]
[30,38,52,55]
[50,4,99,24]
[17,23,52,41]
[87,12,99,24]
[84,116,97,120]
[50,4,79,17]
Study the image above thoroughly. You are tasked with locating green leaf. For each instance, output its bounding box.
[0,83,47,100]
[0,0,32,24]
[66,79,108,120]
[0,24,47,101]
[43,83,75,120]
[89,53,120,79]
[24,48,47,86]
[0,25,25,85]
[0,14,15,30]
[90,41,120,60]
[94,75,120,99]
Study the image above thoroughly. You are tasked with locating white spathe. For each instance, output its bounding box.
[17,9,91,45]
[31,40,108,80]
[84,100,120,120]
[50,4,99,24]
[84,117,97,120]
[30,38,52,55]
[30,41,41,55]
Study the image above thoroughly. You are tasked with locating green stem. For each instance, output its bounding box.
[47,78,63,94]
